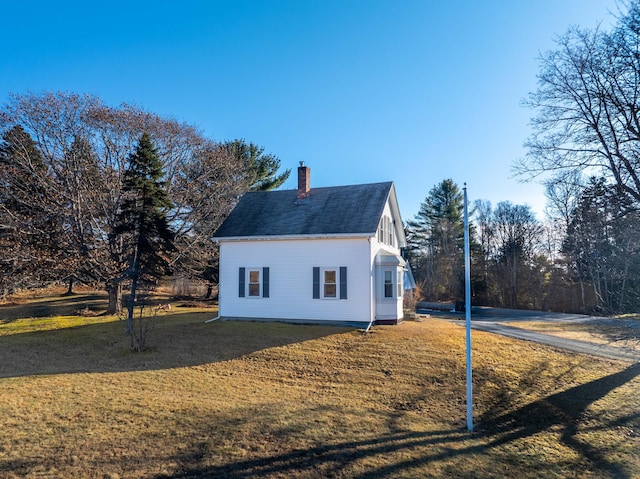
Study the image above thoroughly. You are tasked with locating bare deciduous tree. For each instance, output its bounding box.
[492,202,543,309]
[0,92,247,311]
[518,1,640,210]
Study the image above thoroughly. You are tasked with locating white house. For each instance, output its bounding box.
[212,163,413,327]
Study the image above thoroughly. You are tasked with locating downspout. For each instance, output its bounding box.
[364,236,375,333]
[205,283,221,323]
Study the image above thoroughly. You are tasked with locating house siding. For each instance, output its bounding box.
[372,200,405,322]
[219,237,373,324]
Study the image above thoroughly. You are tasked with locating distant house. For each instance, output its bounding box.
[212,163,413,327]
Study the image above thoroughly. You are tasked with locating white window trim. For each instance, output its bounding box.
[247,268,262,298]
[322,267,338,300]
[378,215,396,247]
[381,267,403,300]
[383,269,394,298]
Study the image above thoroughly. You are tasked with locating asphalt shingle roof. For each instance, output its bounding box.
[213,182,393,238]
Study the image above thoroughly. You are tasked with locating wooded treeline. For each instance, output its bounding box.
[0,91,289,312]
[409,2,640,315]
[4,0,640,318]
[406,177,640,314]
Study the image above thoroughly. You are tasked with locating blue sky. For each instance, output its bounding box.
[0,0,620,222]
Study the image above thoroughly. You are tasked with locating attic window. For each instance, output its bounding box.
[378,216,394,247]
[378,217,386,243]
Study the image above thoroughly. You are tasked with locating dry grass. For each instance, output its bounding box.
[1,293,639,478]
[508,318,640,351]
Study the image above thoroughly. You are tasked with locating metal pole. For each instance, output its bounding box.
[463,183,473,431]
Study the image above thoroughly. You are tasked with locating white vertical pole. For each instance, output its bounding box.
[463,183,473,432]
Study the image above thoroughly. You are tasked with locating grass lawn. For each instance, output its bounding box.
[1,292,639,478]
[506,316,640,352]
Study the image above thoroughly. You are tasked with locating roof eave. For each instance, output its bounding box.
[213,232,375,243]
[387,183,408,247]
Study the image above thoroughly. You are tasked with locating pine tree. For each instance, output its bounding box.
[222,139,290,191]
[114,133,175,346]
[563,177,640,313]
[406,179,466,301]
[0,125,61,293]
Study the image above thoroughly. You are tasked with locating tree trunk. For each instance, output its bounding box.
[66,276,75,295]
[105,280,122,315]
[126,247,142,336]
[126,274,138,335]
[205,283,213,299]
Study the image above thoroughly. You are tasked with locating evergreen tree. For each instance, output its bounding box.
[0,125,61,293]
[0,125,48,220]
[114,133,175,346]
[406,179,466,301]
[59,135,107,294]
[222,139,290,191]
[563,177,640,313]
[1,92,250,311]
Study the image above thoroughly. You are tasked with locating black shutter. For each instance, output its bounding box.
[238,267,245,297]
[339,266,347,299]
[263,267,270,298]
[313,267,320,299]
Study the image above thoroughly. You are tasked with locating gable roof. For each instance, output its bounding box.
[213,181,394,239]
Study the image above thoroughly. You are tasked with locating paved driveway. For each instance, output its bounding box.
[419,307,640,363]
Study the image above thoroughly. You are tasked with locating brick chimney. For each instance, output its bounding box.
[297,161,310,200]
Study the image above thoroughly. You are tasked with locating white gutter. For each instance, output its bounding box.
[205,315,220,323]
[213,232,375,243]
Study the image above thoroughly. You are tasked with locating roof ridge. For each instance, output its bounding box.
[260,180,393,194]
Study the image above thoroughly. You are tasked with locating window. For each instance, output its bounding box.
[238,267,269,298]
[378,215,395,247]
[382,269,402,299]
[384,270,393,298]
[248,269,260,297]
[324,270,337,298]
[313,267,347,299]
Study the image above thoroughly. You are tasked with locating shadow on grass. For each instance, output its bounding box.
[0,293,108,322]
[479,362,640,477]
[0,314,351,379]
[155,363,640,479]
[162,428,471,479]
[583,320,640,345]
